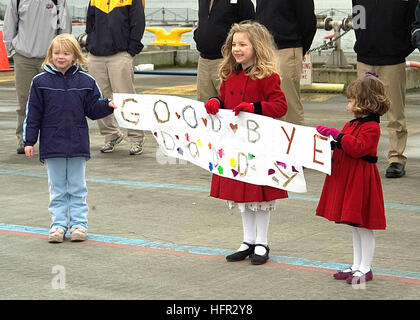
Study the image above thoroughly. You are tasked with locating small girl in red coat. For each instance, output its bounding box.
[316,73,390,284]
[204,21,288,265]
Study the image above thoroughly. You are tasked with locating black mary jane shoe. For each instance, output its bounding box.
[226,242,255,262]
[250,244,270,265]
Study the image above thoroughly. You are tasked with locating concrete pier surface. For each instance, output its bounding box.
[0,69,419,306]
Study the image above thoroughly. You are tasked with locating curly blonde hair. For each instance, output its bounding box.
[218,21,278,81]
[346,74,390,117]
[43,33,87,69]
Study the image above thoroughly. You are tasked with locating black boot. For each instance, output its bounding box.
[226,242,255,262]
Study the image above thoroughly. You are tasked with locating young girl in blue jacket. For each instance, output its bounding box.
[23,34,116,243]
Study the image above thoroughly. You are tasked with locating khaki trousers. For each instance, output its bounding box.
[196,56,222,102]
[357,62,407,165]
[87,52,144,144]
[13,53,44,147]
[276,47,304,125]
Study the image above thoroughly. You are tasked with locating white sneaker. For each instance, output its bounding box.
[70,228,87,242]
[48,228,65,243]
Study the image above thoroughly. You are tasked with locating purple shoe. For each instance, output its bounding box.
[346,270,373,284]
[333,269,354,280]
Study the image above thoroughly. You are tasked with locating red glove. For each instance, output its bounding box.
[204,98,220,115]
[316,125,341,140]
[233,102,254,116]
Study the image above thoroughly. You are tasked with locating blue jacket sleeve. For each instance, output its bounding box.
[85,1,94,35]
[23,80,44,146]
[127,0,145,56]
[84,80,114,120]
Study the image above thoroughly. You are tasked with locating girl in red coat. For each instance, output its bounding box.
[204,21,288,265]
[316,73,390,284]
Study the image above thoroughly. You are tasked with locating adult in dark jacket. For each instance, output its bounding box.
[256,0,317,125]
[85,0,146,155]
[352,0,417,178]
[194,0,255,102]
[411,1,420,50]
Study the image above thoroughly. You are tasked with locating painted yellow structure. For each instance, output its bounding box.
[145,27,192,46]
[301,83,345,92]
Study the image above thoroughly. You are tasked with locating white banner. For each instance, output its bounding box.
[113,94,331,193]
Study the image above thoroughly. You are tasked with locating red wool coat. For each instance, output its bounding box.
[210,70,289,202]
[316,115,386,230]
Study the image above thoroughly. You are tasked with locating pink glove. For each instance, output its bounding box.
[233,102,254,116]
[316,125,341,140]
[204,98,220,115]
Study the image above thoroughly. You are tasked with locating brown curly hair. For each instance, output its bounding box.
[345,74,390,117]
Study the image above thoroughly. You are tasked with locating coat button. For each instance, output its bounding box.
[230,91,234,95]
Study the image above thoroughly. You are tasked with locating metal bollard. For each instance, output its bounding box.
[77,32,87,48]
[314,14,353,69]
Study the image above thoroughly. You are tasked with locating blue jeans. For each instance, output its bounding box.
[45,157,88,232]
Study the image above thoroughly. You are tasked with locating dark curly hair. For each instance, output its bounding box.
[345,74,390,117]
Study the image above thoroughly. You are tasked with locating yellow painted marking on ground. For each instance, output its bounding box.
[301,92,340,102]
[0,75,15,83]
[141,84,197,95]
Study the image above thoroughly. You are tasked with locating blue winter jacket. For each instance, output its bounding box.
[23,64,114,161]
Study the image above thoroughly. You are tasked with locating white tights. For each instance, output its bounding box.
[345,226,375,274]
[238,208,270,255]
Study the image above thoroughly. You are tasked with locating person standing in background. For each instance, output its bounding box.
[3,0,72,154]
[85,0,146,155]
[255,0,317,125]
[411,0,420,50]
[352,0,417,178]
[194,0,255,102]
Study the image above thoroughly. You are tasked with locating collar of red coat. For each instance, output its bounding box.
[234,64,253,74]
[349,114,380,125]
